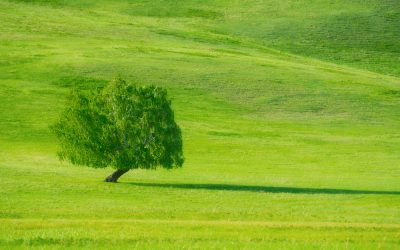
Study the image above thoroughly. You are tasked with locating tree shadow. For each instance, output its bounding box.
[126,182,400,195]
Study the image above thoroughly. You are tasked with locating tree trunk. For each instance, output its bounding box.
[105,169,129,182]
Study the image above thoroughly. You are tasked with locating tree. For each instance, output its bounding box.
[51,78,184,182]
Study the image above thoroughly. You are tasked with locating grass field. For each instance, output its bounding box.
[1,0,400,248]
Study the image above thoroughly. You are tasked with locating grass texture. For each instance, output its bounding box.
[0,0,400,249]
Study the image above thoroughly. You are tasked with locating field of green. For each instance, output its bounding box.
[1,0,400,248]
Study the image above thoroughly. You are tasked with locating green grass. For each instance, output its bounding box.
[1,0,400,249]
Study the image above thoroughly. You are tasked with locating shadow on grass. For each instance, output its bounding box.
[126,182,400,195]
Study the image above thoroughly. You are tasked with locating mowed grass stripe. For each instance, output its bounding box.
[2,219,400,229]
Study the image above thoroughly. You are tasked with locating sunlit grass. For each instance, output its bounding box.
[0,0,399,248]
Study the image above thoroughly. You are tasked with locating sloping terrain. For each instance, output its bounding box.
[0,0,399,248]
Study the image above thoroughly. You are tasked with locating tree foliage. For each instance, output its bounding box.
[51,78,184,174]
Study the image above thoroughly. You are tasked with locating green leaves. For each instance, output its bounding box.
[51,77,184,170]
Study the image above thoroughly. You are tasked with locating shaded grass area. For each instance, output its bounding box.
[127,182,400,195]
[217,0,400,77]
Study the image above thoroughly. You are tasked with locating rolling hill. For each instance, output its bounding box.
[0,0,399,248]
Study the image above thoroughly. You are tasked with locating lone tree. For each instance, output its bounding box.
[51,78,184,182]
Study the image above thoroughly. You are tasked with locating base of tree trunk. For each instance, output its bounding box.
[105,169,129,182]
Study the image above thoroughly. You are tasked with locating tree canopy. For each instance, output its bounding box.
[51,78,184,182]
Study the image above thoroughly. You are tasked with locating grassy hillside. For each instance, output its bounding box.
[0,0,399,249]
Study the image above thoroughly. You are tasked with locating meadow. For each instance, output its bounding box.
[0,0,400,248]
